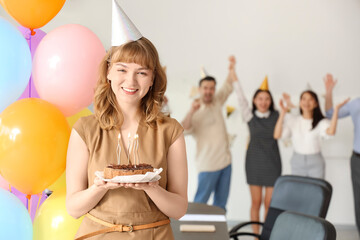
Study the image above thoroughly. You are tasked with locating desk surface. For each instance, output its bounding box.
[171,203,229,240]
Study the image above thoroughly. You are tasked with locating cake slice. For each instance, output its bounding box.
[104,163,154,179]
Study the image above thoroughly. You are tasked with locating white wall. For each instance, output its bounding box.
[1,0,359,225]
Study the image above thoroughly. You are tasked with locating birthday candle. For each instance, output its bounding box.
[134,134,139,167]
[116,133,121,165]
[127,133,131,165]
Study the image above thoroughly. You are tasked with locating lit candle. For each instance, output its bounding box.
[127,133,132,165]
[133,134,139,167]
[116,133,121,165]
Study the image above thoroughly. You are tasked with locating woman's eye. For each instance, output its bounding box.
[138,72,147,76]
[117,69,126,72]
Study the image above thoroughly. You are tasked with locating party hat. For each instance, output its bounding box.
[200,66,209,78]
[305,82,313,91]
[259,75,269,90]
[112,0,143,46]
[226,105,236,117]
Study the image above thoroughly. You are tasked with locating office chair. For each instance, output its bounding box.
[229,175,332,240]
[269,211,336,240]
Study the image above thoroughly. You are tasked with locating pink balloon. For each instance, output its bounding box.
[32,24,105,116]
[17,27,46,99]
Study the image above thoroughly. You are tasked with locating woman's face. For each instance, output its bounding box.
[253,91,272,113]
[107,62,153,105]
[300,92,317,112]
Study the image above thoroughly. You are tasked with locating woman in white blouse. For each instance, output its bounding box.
[274,90,348,178]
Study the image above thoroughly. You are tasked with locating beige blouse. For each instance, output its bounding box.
[73,114,183,240]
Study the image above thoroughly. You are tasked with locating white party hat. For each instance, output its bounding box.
[200,66,209,78]
[112,0,143,46]
[305,82,313,91]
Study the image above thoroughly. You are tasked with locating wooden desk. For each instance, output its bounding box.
[171,202,229,240]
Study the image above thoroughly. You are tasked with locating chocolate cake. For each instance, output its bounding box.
[104,163,154,179]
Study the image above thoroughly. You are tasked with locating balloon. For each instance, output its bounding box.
[33,24,105,116]
[67,108,93,128]
[1,0,65,30]
[0,17,32,112]
[0,189,33,240]
[0,98,70,195]
[18,26,46,99]
[11,187,48,221]
[0,0,8,11]
[33,191,84,240]
[48,171,66,192]
[0,174,9,190]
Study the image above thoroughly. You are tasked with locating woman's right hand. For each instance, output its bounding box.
[94,176,123,190]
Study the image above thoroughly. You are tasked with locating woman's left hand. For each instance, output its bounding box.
[335,98,350,110]
[122,181,159,191]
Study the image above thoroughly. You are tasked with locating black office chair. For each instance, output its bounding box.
[229,175,332,240]
[269,211,336,240]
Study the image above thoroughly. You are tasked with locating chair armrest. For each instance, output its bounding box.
[229,231,261,240]
[229,221,264,233]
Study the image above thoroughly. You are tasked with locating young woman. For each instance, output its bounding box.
[274,90,348,178]
[232,59,281,235]
[66,37,188,240]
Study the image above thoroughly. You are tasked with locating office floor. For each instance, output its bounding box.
[227,221,359,240]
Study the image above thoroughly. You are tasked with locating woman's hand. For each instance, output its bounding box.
[282,92,296,109]
[279,99,289,113]
[323,73,337,93]
[335,98,350,111]
[94,176,122,190]
[122,181,159,191]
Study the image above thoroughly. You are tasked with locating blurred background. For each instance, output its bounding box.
[1,0,358,227]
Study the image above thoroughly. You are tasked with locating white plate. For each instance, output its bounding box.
[95,168,163,183]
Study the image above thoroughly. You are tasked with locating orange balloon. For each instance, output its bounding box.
[0,98,70,195]
[2,0,66,30]
[0,0,8,12]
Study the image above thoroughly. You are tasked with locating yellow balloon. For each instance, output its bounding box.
[33,191,83,240]
[67,107,93,128]
[0,98,70,195]
[48,171,66,192]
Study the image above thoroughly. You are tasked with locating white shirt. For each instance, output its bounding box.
[282,114,331,154]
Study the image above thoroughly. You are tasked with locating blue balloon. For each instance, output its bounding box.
[0,17,32,112]
[0,189,32,239]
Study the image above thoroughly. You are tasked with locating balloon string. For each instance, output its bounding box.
[29,29,32,98]
[36,193,42,216]
[26,195,32,215]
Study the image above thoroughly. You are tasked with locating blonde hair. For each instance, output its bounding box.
[93,37,166,130]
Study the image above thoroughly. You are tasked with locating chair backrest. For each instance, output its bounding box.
[260,175,332,240]
[269,211,336,240]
